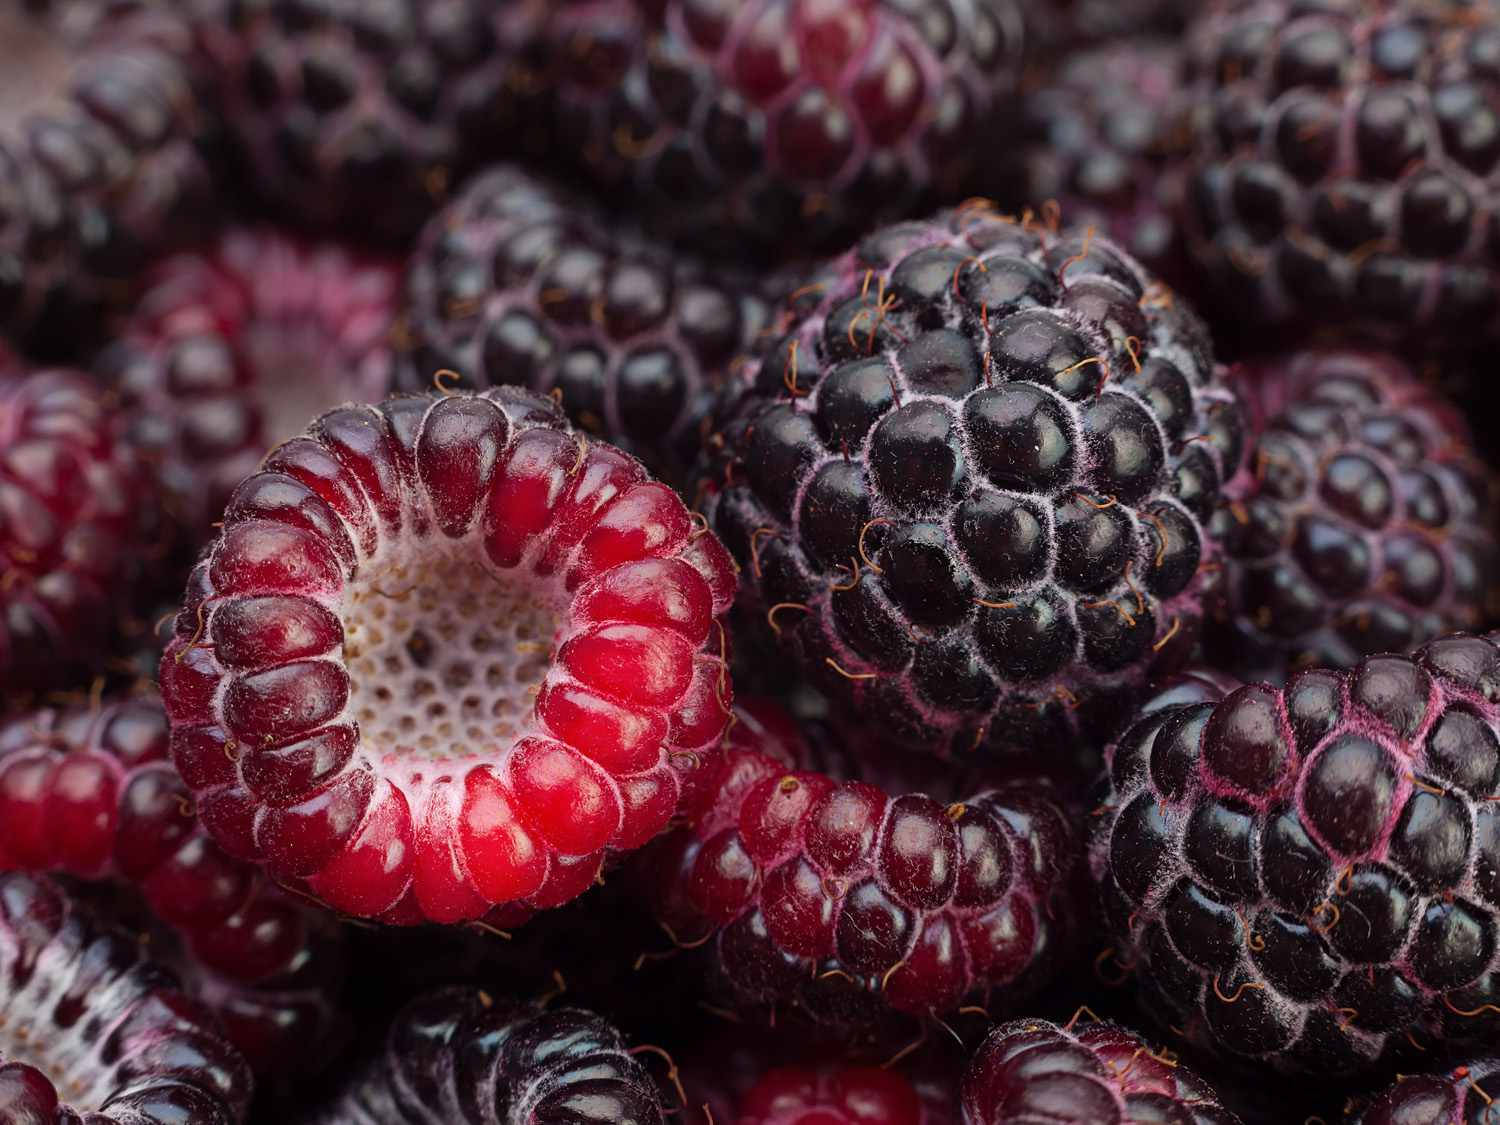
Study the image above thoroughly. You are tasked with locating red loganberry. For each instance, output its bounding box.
[0,354,163,692]
[0,694,345,1075]
[740,1065,935,1125]
[98,228,399,538]
[640,698,1081,1029]
[159,387,736,924]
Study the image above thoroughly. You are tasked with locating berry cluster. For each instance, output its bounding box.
[0,694,344,1073]
[702,209,1244,761]
[1093,634,1500,1075]
[0,871,252,1124]
[0,0,210,353]
[398,166,773,482]
[0,355,163,692]
[9,2,1500,1120]
[643,699,1082,1029]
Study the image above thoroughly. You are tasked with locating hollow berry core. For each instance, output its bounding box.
[160,388,737,926]
[343,550,563,765]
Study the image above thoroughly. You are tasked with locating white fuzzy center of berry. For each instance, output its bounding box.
[0,8,70,137]
[0,940,117,1110]
[343,549,563,766]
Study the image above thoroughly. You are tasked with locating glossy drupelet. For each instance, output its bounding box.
[158,387,737,925]
[1354,1058,1500,1123]
[0,694,345,1075]
[304,988,664,1124]
[0,0,211,355]
[0,871,252,1124]
[699,210,1245,761]
[536,0,1025,256]
[961,1017,1239,1124]
[1092,634,1500,1076]
[98,227,399,537]
[398,166,773,483]
[189,0,545,244]
[642,699,1081,1030]
[1180,0,1500,345]
[0,352,163,694]
[1000,39,1190,286]
[1211,349,1496,682]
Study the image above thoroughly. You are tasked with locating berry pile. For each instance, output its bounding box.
[7,2,1500,1121]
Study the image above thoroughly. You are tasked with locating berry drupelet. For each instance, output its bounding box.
[398,166,773,484]
[98,226,399,539]
[0,0,211,356]
[158,387,737,925]
[189,0,544,245]
[700,210,1245,761]
[1355,1058,1500,1123]
[538,0,1025,257]
[1180,0,1500,346]
[0,693,346,1076]
[999,39,1191,286]
[642,698,1082,1031]
[0,871,252,1124]
[1092,633,1500,1076]
[0,353,163,695]
[1211,349,1496,682]
[305,988,665,1124]
[961,1017,1239,1124]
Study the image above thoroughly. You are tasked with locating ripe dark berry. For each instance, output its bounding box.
[98,227,399,538]
[0,352,164,693]
[961,1017,1239,1124]
[398,166,773,483]
[0,693,346,1075]
[1355,1058,1500,1124]
[305,988,665,1124]
[700,210,1244,760]
[642,698,1082,1030]
[191,0,544,244]
[0,871,252,1123]
[537,0,1025,256]
[0,0,210,356]
[158,387,736,924]
[1092,634,1500,1075]
[1210,350,1497,681]
[738,1065,936,1124]
[1180,0,1500,344]
[999,39,1191,286]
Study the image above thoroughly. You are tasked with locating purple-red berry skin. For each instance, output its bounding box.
[306,988,665,1125]
[0,354,163,693]
[1092,634,1500,1076]
[642,699,1083,1030]
[1180,0,1500,346]
[538,0,1025,256]
[1211,349,1497,682]
[700,210,1244,761]
[398,165,773,483]
[0,871,252,1124]
[962,1018,1239,1124]
[1356,1058,1500,1124]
